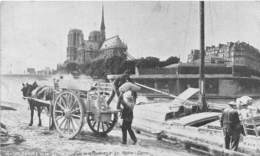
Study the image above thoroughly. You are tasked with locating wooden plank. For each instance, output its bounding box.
[132,103,260,155]
[165,134,248,156]
[100,109,121,114]
[135,82,177,98]
[133,114,260,155]
[133,118,253,156]
[132,116,249,156]
[0,105,16,111]
[135,83,199,107]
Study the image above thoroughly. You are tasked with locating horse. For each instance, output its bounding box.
[21,81,55,129]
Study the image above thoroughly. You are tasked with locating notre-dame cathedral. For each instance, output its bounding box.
[66,6,127,65]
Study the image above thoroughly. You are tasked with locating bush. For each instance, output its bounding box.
[63,55,180,78]
[65,62,79,73]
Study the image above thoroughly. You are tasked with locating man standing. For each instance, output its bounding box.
[117,90,137,145]
[220,102,245,151]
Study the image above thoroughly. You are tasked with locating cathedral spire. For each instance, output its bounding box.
[100,4,105,31]
[100,4,106,42]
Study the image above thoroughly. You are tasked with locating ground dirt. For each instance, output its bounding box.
[0,76,201,156]
[0,100,200,156]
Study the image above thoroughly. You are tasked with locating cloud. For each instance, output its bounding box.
[1,1,260,74]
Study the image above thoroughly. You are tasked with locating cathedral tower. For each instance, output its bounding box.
[67,29,83,62]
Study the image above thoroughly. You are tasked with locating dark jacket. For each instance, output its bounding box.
[121,104,133,122]
[220,107,245,135]
[117,92,136,122]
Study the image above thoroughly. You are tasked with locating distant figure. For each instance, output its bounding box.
[236,96,253,119]
[220,102,245,151]
[53,78,60,89]
[117,90,137,145]
[106,70,132,105]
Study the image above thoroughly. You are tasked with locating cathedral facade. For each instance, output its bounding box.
[66,7,127,65]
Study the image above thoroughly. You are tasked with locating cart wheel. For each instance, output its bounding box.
[87,113,118,135]
[53,91,84,139]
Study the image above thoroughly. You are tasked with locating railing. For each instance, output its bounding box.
[243,115,260,137]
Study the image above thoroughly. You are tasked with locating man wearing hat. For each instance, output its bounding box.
[116,81,141,145]
[236,96,253,120]
[220,102,245,151]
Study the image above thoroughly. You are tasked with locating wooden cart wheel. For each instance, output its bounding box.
[53,91,84,139]
[87,113,118,135]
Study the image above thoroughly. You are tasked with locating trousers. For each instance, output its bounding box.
[122,120,136,143]
[223,127,240,151]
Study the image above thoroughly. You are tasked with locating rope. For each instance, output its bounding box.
[134,82,198,106]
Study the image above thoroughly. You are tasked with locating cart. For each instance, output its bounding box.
[52,82,120,139]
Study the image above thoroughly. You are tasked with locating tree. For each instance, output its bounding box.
[166,56,180,64]
[159,56,180,67]
[65,62,79,73]
[136,56,160,68]
[61,55,180,78]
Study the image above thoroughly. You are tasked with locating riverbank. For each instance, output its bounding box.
[0,75,202,156]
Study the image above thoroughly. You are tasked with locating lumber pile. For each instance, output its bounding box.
[133,102,173,134]
[132,102,260,156]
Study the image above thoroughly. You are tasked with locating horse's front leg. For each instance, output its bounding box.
[29,102,34,126]
[37,105,42,127]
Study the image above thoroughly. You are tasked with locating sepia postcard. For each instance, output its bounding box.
[1,1,260,156]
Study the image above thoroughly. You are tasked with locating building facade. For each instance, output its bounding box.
[66,7,127,65]
[108,41,260,99]
[187,41,260,75]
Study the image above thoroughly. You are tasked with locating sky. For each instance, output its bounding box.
[1,1,260,74]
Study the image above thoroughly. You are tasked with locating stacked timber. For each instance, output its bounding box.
[132,102,260,156]
[133,102,173,134]
[163,120,260,155]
